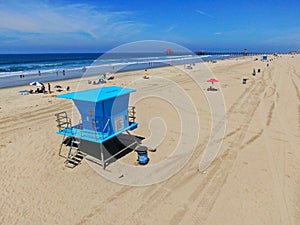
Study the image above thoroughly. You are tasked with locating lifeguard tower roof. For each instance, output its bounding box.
[56,86,138,144]
[57,86,135,102]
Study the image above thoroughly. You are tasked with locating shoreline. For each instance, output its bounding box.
[3,55,248,92]
[0,54,241,89]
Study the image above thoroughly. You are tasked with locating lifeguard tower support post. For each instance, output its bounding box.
[55,86,138,169]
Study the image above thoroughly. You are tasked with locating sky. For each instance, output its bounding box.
[0,0,299,53]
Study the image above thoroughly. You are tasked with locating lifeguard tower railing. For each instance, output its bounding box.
[55,86,138,169]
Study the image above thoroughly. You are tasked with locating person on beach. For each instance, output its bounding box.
[56,71,58,76]
[63,70,65,76]
[47,83,51,93]
[38,70,41,76]
[41,85,46,94]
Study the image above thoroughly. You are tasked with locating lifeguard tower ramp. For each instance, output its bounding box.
[55,86,138,169]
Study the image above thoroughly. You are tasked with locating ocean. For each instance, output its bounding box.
[0,53,231,88]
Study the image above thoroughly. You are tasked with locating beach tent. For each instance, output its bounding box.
[262,55,268,60]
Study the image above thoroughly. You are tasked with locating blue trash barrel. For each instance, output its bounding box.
[135,146,149,165]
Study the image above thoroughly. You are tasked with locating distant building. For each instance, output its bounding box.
[290,50,298,55]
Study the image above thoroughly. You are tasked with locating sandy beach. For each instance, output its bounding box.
[1,55,300,225]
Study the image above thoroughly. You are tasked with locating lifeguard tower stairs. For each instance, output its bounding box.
[55,86,138,169]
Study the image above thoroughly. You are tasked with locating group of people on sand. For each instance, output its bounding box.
[28,83,70,94]
[29,83,52,94]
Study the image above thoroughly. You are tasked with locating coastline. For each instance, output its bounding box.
[0,53,238,89]
[1,55,249,93]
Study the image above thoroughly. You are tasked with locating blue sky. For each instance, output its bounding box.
[0,0,299,53]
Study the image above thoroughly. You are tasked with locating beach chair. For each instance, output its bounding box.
[207,86,218,91]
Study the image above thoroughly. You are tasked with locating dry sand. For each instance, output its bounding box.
[0,55,300,224]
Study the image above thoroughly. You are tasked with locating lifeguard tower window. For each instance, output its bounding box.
[114,115,125,132]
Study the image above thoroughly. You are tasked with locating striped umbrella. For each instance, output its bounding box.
[29,81,44,87]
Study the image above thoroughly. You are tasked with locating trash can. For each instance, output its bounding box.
[242,79,247,84]
[135,146,149,165]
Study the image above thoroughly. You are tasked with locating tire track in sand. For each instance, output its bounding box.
[158,77,268,224]
[290,65,300,131]
[74,64,270,225]
[258,63,292,225]
[184,78,268,224]
[82,68,266,225]
[266,102,275,126]
[0,101,72,135]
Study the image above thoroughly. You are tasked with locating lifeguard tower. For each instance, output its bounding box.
[55,86,138,168]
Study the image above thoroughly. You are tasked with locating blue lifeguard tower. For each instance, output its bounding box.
[55,86,138,168]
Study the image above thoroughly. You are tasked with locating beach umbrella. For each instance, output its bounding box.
[30,81,44,87]
[207,78,219,84]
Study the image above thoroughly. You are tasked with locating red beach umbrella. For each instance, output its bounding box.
[207,78,219,84]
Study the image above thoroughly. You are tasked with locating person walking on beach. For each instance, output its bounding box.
[63,70,65,76]
[47,83,51,93]
[38,70,41,76]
